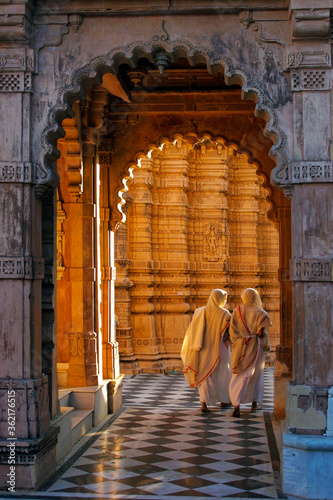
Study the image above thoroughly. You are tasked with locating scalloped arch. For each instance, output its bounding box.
[42,38,289,213]
[115,132,276,229]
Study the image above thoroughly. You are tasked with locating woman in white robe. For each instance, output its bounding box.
[229,288,272,417]
[181,289,232,412]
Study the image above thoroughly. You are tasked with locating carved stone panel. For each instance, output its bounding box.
[291,70,330,91]
[292,161,332,183]
[290,258,332,282]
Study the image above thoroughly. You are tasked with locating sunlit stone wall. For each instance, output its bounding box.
[115,139,279,373]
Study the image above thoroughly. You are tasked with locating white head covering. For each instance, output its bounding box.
[207,289,228,309]
[181,288,231,388]
[241,288,262,308]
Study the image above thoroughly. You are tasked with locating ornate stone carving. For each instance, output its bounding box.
[34,163,60,199]
[0,257,44,280]
[58,118,83,199]
[203,224,222,262]
[286,50,331,70]
[0,73,23,92]
[43,39,288,228]
[0,162,31,183]
[56,194,66,281]
[118,137,279,372]
[290,259,332,282]
[0,52,34,72]
[291,70,330,91]
[0,376,50,440]
[292,161,332,183]
[152,20,169,42]
[286,383,328,435]
[68,332,97,357]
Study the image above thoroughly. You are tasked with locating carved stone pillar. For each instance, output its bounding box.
[151,140,190,370]
[274,200,293,419]
[228,154,260,307]
[114,193,139,373]
[62,137,99,387]
[0,6,59,489]
[282,11,333,497]
[128,156,162,372]
[99,140,120,381]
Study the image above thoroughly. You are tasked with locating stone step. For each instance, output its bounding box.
[71,409,93,447]
[58,388,72,408]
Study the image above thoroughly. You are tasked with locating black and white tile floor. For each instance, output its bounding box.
[6,367,286,500]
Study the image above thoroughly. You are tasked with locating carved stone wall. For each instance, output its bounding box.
[116,138,279,373]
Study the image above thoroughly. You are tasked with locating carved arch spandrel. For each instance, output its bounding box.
[41,39,291,220]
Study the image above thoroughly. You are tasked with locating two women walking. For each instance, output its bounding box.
[181,287,272,417]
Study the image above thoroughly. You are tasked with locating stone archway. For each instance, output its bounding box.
[1,3,333,496]
[48,42,292,423]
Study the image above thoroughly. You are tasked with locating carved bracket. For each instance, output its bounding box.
[34,163,60,199]
[290,258,332,282]
[292,161,332,183]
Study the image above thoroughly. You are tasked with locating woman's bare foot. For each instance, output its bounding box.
[232,406,240,417]
[201,402,210,413]
[251,401,257,412]
[220,402,232,408]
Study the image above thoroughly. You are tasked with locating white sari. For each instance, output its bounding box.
[229,288,272,406]
[181,289,231,404]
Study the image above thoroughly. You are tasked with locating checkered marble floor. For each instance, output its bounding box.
[35,367,281,500]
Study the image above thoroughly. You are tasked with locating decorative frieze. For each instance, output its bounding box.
[0,162,31,183]
[0,53,34,72]
[286,50,331,70]
[292,161,332,183]
[291,70,329,91]
[0,257,44,279]
[290,258,332,282]
[0,72,32,92]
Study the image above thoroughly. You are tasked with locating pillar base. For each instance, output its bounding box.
[0,426,59,490]
[274,374,292,420]
[107,374,125,414]
[282,428,333,499]
[120,360,142,374]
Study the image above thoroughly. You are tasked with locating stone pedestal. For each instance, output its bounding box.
[0,426,59,490]
[107,374,125,414]
[282,430,333,500]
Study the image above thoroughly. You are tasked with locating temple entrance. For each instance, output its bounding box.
[54,57,291,419]
[3,2,332,493]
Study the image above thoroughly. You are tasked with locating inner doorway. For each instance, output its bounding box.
[54,54,291,417]
[115,137,280,374]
